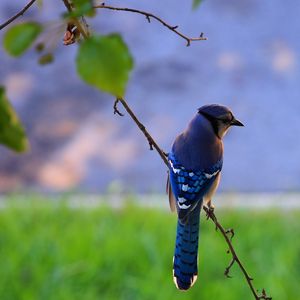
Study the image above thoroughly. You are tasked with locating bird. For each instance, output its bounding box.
[166,104,243,290]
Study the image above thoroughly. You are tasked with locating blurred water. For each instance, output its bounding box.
[0,0,299,193]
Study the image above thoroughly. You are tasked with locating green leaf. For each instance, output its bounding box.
[193,0,203,9]
[68,0,95,17]
[76,34,134,97]
[3,22,42,57]
[0,87,28,152]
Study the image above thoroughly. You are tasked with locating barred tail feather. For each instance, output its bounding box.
[173,203,201,290]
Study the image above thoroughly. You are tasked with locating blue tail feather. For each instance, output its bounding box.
[173,202,201,290]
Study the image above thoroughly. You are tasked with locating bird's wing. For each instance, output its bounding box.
[166,171,176,212]
[168,152,222,223]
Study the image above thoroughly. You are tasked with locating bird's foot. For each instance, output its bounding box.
[208,202,215,211]
[205,202,215,220]
[203,203,218,230]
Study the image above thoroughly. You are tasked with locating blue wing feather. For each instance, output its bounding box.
[168,151,222,223]
[168,151,223,290]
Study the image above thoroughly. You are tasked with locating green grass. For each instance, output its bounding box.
[0,198,299,300]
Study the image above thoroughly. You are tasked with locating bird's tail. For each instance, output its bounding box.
[173,203,201,290]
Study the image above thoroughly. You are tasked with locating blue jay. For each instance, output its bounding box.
[167,104,243,290]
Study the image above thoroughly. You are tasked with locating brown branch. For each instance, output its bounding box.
[226,228,235,241]
[0,0,37,31]
[203,207,271,299]
[224,257,235,278]
[113,98,124,116]
[62,0,72,11]
[94,4,207,46]
[114,98,169,164]
[114,97,271,300]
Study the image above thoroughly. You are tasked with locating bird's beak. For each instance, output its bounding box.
[231,118,244,127]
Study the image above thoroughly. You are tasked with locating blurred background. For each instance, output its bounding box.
[0,0,299,299]
[0,0,299,194]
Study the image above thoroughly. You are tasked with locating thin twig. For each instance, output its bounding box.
[114,97,271,300]
[204,207,272,300]
[62,0,72,11]
[113,98,124,116]
[226,228,235,241]
[115,98,168,164]
[94,4,207,46]
[224,258,235,278]
[0,0,37,30]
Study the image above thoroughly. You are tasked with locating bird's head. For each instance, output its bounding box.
[198,104,244,139]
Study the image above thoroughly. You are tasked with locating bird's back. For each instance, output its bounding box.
[172,113,223,170]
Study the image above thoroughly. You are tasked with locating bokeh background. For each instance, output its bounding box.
[0,0,299,299]
[0,0,299,193]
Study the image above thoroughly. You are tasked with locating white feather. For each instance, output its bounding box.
[178,197,186,204]
[204,170,219,179]
[178,203,190,209]
[182,184,188,191]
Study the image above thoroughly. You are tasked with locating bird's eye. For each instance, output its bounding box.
[220,118,229,124]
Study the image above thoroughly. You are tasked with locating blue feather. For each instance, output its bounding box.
[168,152,222,290]
[173,201,201,290]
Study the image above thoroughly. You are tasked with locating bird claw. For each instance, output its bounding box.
[205,204,215,220]
[207,200,215,210]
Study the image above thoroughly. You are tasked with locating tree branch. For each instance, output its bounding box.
[114,98,169,164]
[0,0,37,31]
[113,97,272,300]
[94,4,207,46]
[204,207,271,299]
